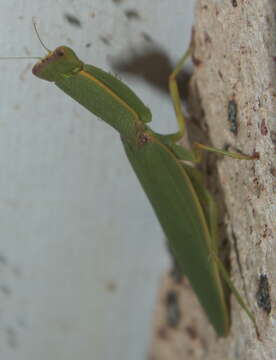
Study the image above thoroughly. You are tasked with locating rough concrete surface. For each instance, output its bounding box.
[149,1,275,359]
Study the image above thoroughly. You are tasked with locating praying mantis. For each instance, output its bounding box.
[4,24,260,337]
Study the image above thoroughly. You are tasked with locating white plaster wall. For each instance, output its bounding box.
[0,1,195,359]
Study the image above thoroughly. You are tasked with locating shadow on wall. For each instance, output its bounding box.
[108,43,191,102]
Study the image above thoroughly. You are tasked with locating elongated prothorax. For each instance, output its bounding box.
[33,45,152,139]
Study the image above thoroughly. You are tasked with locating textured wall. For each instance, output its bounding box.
[150,1,275,359]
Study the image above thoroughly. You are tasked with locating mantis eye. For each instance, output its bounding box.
[56,49,65,57]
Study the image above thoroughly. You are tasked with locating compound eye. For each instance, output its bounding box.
[55,48,65,57]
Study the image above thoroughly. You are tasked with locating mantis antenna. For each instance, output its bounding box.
[32,18,51,54]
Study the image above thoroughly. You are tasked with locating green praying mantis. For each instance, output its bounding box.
[4,24,260,337]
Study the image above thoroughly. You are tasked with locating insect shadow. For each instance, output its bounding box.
[109,44,190,99]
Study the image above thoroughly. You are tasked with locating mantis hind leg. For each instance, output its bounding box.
[213,252,260,338]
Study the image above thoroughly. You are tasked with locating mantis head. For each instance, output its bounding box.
[32,46,84,82]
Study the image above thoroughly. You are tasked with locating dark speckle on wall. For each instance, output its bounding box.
[140,32,153,42]
[99,35,112,46]
[124,9,141,21]
[5,327,18,349]
[165,290,181,327]
[260,119,268,136]
[256,274,271,314]
[0,283,12,296]
[64,14,82,27]
[228,99,238,135]
[0,252,7,265]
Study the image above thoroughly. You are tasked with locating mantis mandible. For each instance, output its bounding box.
[6,24,260,337]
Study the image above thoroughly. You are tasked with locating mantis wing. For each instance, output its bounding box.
[122,134,229,336]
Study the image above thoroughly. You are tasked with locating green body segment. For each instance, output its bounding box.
[122,134,229,336]
[55,64,151,139]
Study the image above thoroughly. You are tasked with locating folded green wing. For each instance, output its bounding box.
[122,134,229,336]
